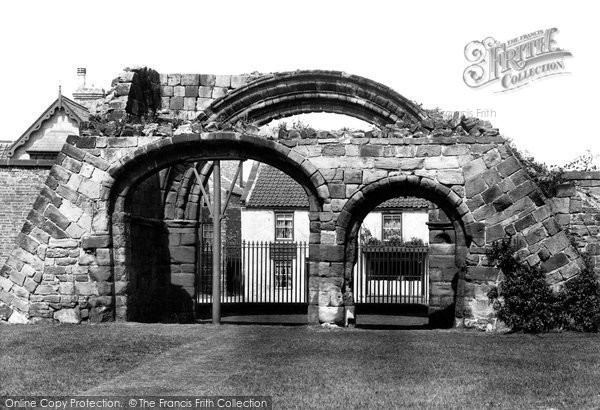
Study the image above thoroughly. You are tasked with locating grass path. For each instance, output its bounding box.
[3,324,600,408]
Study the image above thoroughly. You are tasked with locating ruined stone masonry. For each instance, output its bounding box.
[0,67,597,327]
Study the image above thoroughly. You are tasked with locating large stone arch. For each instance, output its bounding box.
[199,71,427,126]
[100,133,327,321]
[336,175,475,326]
[105,133,326,216]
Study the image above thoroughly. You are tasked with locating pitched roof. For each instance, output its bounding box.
[6,92,89,158]
[243,163,429,210]
[244,164,309,208]
[377,197,429,209]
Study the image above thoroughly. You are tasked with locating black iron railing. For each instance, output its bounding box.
[354,244,429,305]
[196,241,309,304]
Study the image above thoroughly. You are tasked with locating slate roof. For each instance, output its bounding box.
[243,163,429,210]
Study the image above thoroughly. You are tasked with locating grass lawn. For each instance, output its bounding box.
[2,323,600,409]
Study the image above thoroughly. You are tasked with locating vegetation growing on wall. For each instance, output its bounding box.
[508,140,599,198]
[488,238,600,333]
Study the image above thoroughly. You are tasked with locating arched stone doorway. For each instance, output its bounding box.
[338,175,474,327]
[106,134,326,321]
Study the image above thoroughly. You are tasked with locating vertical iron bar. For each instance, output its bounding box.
[212,160,221,324]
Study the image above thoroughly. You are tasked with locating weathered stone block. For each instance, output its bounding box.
[373,158,400,170]
[424,156,459,169]
[170,97,184,110]
[442,145,469,156]
[543,231,570,254]
[483,149,502,167]
[322,145,345,156]
[515,214,535,232]
[509,181,535,202]
[481,185,503,204]
[463,158,487,180]
[362,170,387,184]
[416,146,441,157]
[394,145,416,157]
[215,75,231,87]
[75,282,97,296]
[167,74,181,86]
[400,158,424,171]
[199,74,216,86]
[212,87,227,99]
[437,170,464,185]
[541,252,569,272]
[473,204,495,221]
[497,156,520,177]
[360,145,383,157]
[465,266,498,282]
[54,308,81,324]
[486,224,505,243]
[181,74,200,86]
[329,184,345,199]
[343,169,362,184]
[170,247,196,263]
[492,194,512,212]
[89,266,112,282]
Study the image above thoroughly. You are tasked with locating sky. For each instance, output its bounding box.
[0,1,597,166]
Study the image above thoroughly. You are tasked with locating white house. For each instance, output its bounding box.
[240,163,431,304]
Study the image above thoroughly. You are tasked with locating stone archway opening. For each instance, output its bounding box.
[339,176,472,328]
[108,136,324,323]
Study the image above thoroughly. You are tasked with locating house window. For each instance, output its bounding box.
[275,212,294,241]
[202,223,213,242]
[274,260,293,289]
[382,214,403,242]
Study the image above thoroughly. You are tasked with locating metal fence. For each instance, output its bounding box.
[354,244,429,305]
[196,241,309,304]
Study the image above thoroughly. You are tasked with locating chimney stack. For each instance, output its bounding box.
[77,67,87,89]
[72,67,105,109]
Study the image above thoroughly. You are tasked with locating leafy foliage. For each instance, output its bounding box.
[558,255,600,332]
[487,239,559,332]
[488,239,600,333]
[508,141,565,198]
[359,227,425,246]
[508,140,599,197]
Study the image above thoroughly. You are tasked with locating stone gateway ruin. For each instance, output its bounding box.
[1,67,599,328]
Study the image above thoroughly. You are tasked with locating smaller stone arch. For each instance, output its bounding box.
[337,174,475,246]
[337,174,478,327]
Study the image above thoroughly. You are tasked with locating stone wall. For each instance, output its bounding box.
[0,121,584,327]
[553,172,600,272]
[0,68,596,329]
[90,68,259,122]
[0,166,50,264]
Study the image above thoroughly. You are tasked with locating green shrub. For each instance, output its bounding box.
[558,255,600,332]
[487,239,559,332]
[488,239,600,333]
